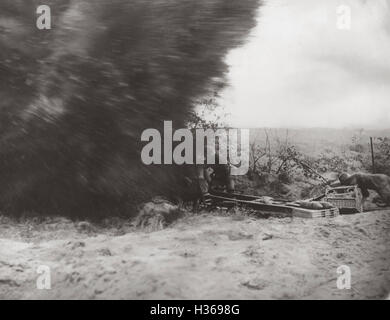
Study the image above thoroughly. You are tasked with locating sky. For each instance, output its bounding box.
[218,0,390,129]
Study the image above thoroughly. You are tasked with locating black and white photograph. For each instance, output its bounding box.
[0,0,389,303]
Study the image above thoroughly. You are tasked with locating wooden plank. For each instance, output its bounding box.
[207,193,340,219]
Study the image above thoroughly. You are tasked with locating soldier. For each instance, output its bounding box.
[182,161,235,208]
[338,172,390,206]
[181,141,236,207]
[205,163,235,193]
[179,163,211,210]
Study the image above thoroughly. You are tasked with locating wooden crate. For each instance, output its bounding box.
[324,185,363,213]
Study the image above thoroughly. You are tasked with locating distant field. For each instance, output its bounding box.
[250,128,390,155]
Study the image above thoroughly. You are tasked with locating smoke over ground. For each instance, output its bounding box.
[0,0,260,217]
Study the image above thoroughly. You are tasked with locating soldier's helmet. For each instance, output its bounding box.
[338,172,350,184]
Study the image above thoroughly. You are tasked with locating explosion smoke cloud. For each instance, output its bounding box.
[0,0,261,216]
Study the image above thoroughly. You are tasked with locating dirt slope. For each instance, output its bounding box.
[0,210,389,299]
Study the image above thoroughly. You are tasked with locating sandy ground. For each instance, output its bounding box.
[0,209,389,300]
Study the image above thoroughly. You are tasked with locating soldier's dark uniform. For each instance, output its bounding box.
[205,163,235,193]
[339,172,390,205]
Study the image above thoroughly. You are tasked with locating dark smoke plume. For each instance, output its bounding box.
[0,0,261,217]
